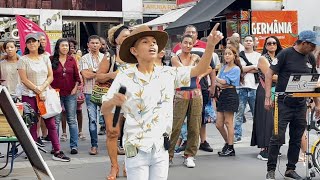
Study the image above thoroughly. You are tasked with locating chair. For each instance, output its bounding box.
[0,136,21,177]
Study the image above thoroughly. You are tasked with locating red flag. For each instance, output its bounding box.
[16,15,51,55]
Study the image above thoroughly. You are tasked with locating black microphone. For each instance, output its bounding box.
[112,86,126,127]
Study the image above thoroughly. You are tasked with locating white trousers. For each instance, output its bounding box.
[125,148,169,180]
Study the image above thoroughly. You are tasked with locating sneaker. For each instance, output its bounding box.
[184,156,195,168]
[8,148,18,157]
[199,141,213,152]
[257,150,268,161]
[89,147,98,155]
[98,126,106,135]
[37,138,45,147]
[218,143,228,155]
[60,133,67,142]
[266,170,275,180]
[284,170,303,180]
[234,137,242,144]
[70,148,78,155]
[42,136,51,143]
[50,149,55,154]
[0,152,4,158]
[52,151,70,162]
[218,148,235,157]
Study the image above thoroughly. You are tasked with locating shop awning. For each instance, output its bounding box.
[166,0,235,35]
[144,6,193,27]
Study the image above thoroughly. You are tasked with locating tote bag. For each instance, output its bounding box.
[37,88,62,119]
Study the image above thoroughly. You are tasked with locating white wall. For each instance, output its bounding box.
[283,0,320,32]
[122,0,143,20]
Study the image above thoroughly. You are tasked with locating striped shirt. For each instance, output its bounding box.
[79,52,104,94]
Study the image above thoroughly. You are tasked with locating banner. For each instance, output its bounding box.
[176,0,198,6]
[251,11,298,50]
[16,15,51,54]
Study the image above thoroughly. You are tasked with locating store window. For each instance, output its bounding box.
[0,0,122,11]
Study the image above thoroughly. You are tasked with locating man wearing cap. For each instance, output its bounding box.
[264,30,320,180]
[101,24,223,180]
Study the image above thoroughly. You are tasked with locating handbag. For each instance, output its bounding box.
[90,51,115,106]
[77,85,85,105]
[36,88,62,119]
[204,98,216,124]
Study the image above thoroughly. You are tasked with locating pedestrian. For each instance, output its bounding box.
[169,34,207,168]
[17,33,70,162]
[215,47,243,157]
[0,39,21,157]
[250,36,283,161]
[265,30,320,180]
[101,24,223,180]
[51,38,81,154]
[79,35,104,155]
[172,25,217,153]
[96,24,130,179]
[234,35,260,143]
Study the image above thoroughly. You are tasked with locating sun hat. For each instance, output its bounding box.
[119,25,168,63]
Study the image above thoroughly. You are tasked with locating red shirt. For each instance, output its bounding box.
[51,55,81,97]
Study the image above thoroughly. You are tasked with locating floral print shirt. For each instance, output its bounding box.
[102,65,191,152]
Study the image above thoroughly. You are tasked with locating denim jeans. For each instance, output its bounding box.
[234,88,256,139]
[85,94,98,147]
[55,94,79,149]
[98,106,105,128]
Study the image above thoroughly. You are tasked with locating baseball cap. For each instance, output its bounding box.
[298,30,320,46]
[25,33,39,43]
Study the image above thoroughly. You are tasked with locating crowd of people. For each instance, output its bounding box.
[0,21,320,180]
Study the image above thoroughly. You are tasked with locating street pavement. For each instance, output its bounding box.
[1,110,320,180]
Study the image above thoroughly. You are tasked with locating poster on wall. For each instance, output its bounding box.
[251,11,298,50]
[40,10,63,53]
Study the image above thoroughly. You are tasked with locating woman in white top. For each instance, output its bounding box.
[0,39,20,95]
[17,33,70,162]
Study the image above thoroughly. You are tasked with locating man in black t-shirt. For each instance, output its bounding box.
[264,30,320,180]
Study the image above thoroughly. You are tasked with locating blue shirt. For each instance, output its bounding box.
[218,65,240,87]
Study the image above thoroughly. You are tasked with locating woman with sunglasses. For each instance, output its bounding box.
[51,38,81,154]
[250,36,283,161]
[18,33,70,162]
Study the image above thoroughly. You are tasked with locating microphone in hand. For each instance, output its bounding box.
[113,86,126,127]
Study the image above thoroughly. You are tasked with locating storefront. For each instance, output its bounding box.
[0,0,142,52]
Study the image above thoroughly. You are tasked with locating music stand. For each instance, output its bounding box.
[273,73,320,180]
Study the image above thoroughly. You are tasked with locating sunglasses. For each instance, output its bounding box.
[266,42,277,46]
[62,67,66,77]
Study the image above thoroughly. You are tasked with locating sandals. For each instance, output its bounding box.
[78,132,86,141]
[60,133,67,142]
[107,165,119,180]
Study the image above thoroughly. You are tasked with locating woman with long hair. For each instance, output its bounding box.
[17,33,70,162]
[250,36,283,161]
[215,47,243,157]
[51,38,81,154]
[96,24,130,179]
